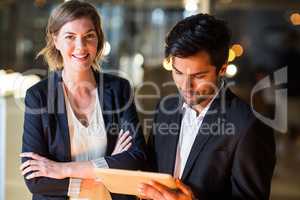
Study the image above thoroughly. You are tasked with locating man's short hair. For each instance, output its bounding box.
[165,13,231,70]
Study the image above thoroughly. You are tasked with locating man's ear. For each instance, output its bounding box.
[218,64,227,77]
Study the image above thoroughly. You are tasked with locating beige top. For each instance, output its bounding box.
[63,85,108,199]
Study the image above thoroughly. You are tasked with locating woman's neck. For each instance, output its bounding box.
[62,67,96,92]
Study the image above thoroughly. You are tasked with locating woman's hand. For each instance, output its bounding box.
[79,179,112,200]
[20,152,95,179]
[20,152,69,179]
[111,129,132,156]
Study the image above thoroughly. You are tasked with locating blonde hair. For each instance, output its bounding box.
[37,0,104,71]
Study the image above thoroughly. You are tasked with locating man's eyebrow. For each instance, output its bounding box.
[172,65,183,73]
[172,65,209,76]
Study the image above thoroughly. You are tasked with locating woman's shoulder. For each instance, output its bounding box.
[98,72,131,91]
[101,72,130,85]
[26,71,58,97]
[26,78,48,95]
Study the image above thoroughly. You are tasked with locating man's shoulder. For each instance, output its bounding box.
[224,90,255,123]
[156,94,183,112]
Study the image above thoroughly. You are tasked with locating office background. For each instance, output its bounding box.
[0,0,300,199]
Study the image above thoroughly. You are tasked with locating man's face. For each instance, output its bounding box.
[172,51,225,106]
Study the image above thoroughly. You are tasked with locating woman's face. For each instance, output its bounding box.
[54,17,98,72]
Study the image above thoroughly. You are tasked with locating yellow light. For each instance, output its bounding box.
[231,44,244,57]
[228,49,236,62]
[184,0,198,12]
[225,64,238,78]
[34,0,46,7]
[163,58,172,71]
[290,13,300,26]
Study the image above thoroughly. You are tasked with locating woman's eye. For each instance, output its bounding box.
[86,34,96,40]
[65,35,74,40]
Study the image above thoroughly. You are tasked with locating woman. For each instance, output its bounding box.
[19,1,146,200]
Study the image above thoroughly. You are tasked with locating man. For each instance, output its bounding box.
[138,14,276,200]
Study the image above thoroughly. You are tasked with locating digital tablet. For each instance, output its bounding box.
[94,168,177,196]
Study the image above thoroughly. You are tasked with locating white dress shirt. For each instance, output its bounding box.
[173,84,223,178]
[173,101,212,178]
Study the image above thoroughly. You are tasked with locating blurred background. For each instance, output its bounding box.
[0,0,299,199]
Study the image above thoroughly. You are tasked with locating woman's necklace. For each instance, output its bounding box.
[62,69,98,127]
[62,70,91,127]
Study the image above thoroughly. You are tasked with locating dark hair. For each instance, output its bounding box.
[165,13,231,70]
[38,0,104,70]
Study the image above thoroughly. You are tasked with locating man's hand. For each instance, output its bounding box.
[138,179,194,200]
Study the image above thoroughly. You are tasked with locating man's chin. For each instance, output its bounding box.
[182,95,210,106]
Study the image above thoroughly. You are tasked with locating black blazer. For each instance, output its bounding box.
[147,88,276,200]
[22,70,146,200]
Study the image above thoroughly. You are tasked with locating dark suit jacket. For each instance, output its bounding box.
[22,70,146,200]
[147,88,276,200]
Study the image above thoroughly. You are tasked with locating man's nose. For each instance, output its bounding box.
[182,75,193,90]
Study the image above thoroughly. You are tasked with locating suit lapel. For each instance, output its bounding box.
[160,95,184,175]
[52,71,72,161]
[181,95,221,180]
[164,109,183,175]
[94,71,116,156]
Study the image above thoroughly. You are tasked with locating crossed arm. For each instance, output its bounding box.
[20,130,132,180]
